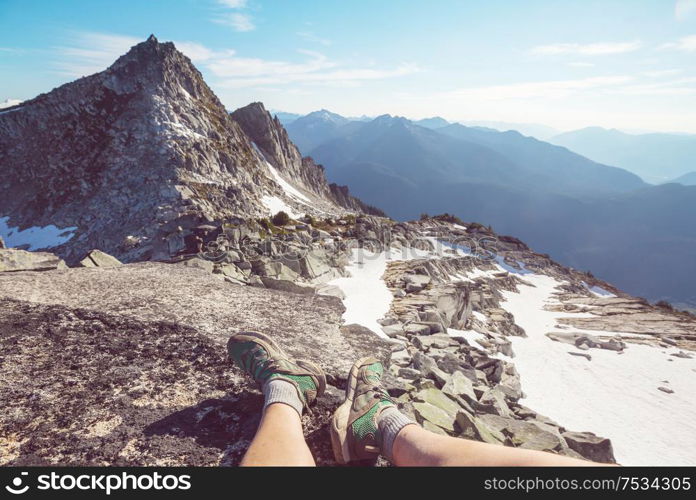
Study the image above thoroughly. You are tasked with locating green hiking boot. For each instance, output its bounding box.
[227,331,326,410]
[330,356,397,463]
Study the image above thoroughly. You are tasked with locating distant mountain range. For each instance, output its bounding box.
[550,127,696,184]
[285,109,352,152]
[274,111,559,140]
[282,109,696,307]
[670,171,696,186]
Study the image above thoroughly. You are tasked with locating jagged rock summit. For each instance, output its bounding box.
[0,36,373,264]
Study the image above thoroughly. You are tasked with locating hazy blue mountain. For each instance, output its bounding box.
[285,109,352,153]
[670,171,696,186]
[310,115,537,188]
[304,115,696,307]
[310,116,644,197]
[414,116,450,129]
[550,127,696,183]
[438,123,645,196]
[459,120,560,140]
[269,111,302,125]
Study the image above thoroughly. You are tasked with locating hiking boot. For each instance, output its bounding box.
[331,356,397,463]
[227,331,326,410]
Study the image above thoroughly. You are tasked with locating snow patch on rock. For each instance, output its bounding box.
[448,327,489,349]
[582,281,616,297]
[500,272,696,465]
[328,246,440,338]
[261,195,301,219]
[0,98,22,110]
[265,161,310,203]
[0,216,77,250]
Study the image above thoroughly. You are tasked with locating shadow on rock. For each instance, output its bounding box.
[143,394,263,466]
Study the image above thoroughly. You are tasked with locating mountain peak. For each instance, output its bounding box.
[0,34,376,263]
[107,35,183,77]
[304,109,347,124]
[415,116,450,129]
[372,114,411,128]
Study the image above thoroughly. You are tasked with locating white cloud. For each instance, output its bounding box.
[213,0,255,32]
[531,41,642,56]
[616,77,696,96]
[217,0,247,7]
[50,32,417,89]
[642,69,683,78]
[55,33,220,76]
[208,49,418,88]
[213,12,255,32]
[173,41,224,62]
[567,61,595,67]
[297,31,332,46]
[440,76,633,101]
[53,32,141,77]
[213,12,256,31]
[676,0,696,21]
[659,34,696,51]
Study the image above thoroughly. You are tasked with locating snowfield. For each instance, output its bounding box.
[325,237,696,465]
[261,195,301,219]
[500,273,696,465]
[0,99,23,114]
[328,245,439,338]
[265,161,310,203]
[0,216,77,250]
[448,327,489,350]
[251,141,312,219]
[582,281,616,297]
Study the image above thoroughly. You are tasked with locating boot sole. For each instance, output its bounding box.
[330,356,372,464]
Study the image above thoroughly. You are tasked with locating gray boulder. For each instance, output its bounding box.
[442,371,477,401]
[412,352,449,387]
[479,387,514,418]
[251,260,299,281]
[176,257,214,274]
[315,284,346,300]
[219,263,249,282]
[562,431,615,463]
[404,323,432,336]
[381,324,404,338]
[505,420,565,452]
[260,278,315,295]
[78,249,122,268]
[456,410,505,444]
[0,248,67,272]
[297,249,336,281]
[413,402,455,432]
[404,274,431,293]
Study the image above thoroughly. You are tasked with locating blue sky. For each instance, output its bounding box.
[1,0,695,132]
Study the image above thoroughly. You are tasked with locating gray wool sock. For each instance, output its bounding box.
[263,379,304,417]
[378,406,415,461]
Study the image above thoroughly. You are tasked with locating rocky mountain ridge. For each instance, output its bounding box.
[2,215,694,465]
[0,36,373,265]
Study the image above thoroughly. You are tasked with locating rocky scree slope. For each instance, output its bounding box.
[376,219,695,465]
[5,216,691,465]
